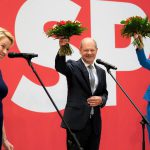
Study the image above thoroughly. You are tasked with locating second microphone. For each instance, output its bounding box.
[8,52,38,59]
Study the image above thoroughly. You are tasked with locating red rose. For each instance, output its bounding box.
[57,21,66,26]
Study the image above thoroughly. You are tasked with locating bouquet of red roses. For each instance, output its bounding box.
[120,16,150,47]
[46,20,86,56]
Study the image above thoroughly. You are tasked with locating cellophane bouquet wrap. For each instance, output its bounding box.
[120,16,150,47]
[46,20,86,56]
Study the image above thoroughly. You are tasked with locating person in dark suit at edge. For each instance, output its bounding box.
[55,37,108,150]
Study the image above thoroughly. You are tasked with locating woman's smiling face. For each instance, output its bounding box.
[0,37,12,60]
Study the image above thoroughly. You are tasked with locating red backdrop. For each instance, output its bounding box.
[0,0,150,150]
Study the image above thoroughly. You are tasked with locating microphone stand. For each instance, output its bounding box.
[24,57,83,150]
[103,65,150,150]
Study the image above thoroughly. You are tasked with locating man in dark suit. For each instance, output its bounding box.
[55,37,108,150]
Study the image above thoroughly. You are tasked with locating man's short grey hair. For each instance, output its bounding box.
[80,37,98,49]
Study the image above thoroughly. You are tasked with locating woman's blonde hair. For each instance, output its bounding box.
[0,27,14,45]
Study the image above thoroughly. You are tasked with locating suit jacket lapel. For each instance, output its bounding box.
[77,59,91,92]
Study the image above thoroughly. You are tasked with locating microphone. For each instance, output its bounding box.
[8,52,38,59]
[96,59,117,70]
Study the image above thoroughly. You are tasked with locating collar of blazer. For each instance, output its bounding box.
[75,59,103,94]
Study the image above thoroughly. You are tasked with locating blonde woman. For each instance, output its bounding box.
[0,27,14,150]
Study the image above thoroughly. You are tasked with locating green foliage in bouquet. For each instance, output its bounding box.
[46,20,87,56]
[120,16,150,37]
[120,16,150,46]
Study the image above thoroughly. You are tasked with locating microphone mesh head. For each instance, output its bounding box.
[8,52,16,58]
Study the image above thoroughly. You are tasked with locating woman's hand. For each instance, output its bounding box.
[133,33,144,49]
[2,139,14,150]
